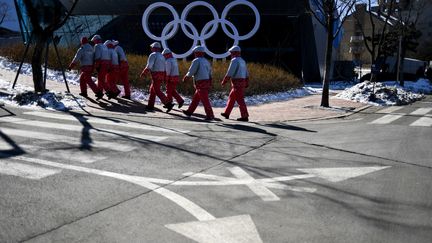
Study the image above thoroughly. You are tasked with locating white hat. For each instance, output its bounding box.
[91,35,101,42]
[162,48,172,55]
[150,42,161,48]
[112,40,119,46]
[104,40,112,46]
[193,45,205,53]
[228,45,241,52]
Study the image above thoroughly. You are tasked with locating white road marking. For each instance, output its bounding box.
[297,166,391,182]
[0,128,136,152]
[410,108,432,116]
[165,215,263,243]
[0,160,61,180]
[24,111,189,133]
[228,167,280,201]
[369,114,404,124]
[0,143,105,163]
[410,117,432,127]
[10,155,214,221]
[0,117,168,143]
[377,106,404,114]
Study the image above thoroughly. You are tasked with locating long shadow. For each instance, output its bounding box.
[0,105,15,118]
[217,123,277,137]
[260,123,317,133]
[0,130,25,158]
[68,112,94,151]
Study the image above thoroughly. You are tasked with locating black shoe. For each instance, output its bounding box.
[182,110,192,117]
[113,90,121,99]
[122,95,131,100]
[165,102,175,113]
[106,92,113,100]
[79,93,88,98]
[205,116,214,121]
[221,112,229,119]
[95,92,103,100]
[178,101,184,109]
[146,106,155,111]
[237,117,249,122]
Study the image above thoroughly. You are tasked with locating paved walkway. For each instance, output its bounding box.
[0,68,368,122]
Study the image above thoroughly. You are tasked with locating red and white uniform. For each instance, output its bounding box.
[69,41,100,95]
[114,43,131,97]
[144,50,169,108]
[184,51,214,119]
[93,38,112,93]
[105,41,121,96]
[163,50,184,106]
[222,56,249,119]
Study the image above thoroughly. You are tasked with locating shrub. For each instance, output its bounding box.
[0,44,301,96]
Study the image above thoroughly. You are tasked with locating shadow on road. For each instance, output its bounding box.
[0,130,25,158]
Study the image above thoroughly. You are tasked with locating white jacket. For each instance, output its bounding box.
[226,57,248,79]
[109,49,119,65]
[186,57,212,81]
[145,52,165,72]
[165,57,179,76]
[71,43,94,66]
[94,43,110,61]
[115,45,127,62]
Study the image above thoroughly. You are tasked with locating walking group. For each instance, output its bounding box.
[69,36,249,122]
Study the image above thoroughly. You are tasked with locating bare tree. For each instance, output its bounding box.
[307,0,357,107]
[22,0,77,93]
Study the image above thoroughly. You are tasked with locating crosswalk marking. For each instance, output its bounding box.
[410,117,432,127]
[24,111,189,133]
[0,117,168,143]
[410,108,432,116]
[0,160,61,180]
[369,114,404,124]
[0,128,136,152]
[377,106,404,114]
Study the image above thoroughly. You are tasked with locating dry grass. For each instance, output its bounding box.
[0,44,301,96]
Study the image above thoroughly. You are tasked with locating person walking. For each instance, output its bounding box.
[92,35,112,99]
[113,40,131,99]
[140,42,174,112]
[162,48,184,108]
[182,46,214,121]
[68,36,102,99]
[220,45,249,122]
[105,40,121,99]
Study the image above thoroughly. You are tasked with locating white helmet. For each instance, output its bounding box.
[104,40,111,46]
[91,35,101,42]
[193,45,205,53]
[162,48,172,55]
[228,45,241,52]
[150,42,161,49]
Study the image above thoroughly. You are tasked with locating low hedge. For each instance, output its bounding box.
[0,43,301,96]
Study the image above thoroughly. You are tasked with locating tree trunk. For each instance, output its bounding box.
[31,31,48,93]
[321,12,334,108]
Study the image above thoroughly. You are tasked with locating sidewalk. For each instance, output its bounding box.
[0,68,368,123]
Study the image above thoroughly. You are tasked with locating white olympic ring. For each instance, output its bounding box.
[142,0,260,59]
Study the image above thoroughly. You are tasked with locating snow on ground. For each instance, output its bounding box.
[0,56,431,110]
[336,80,428,106]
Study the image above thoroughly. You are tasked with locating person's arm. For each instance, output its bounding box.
[183,59,199,82]
[141,54,155,78]
[221,60,237,85]
[68,48,82,70]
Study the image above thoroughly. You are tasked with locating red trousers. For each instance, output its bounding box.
[106,65,120,94]
[120,61,131,96]
[187,80,214,119]
[79,66,99,94]
[96,60,111,93]
[224,79,249,118]
[148,72,169,108]
[166,76,184,104]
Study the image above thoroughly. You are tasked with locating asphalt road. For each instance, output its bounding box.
[0,96,431,243]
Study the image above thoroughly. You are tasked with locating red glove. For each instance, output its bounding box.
[183,75,191,82]
[221,76,230,86]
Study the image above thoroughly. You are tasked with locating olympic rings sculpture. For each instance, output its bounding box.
[142,0,260,59]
